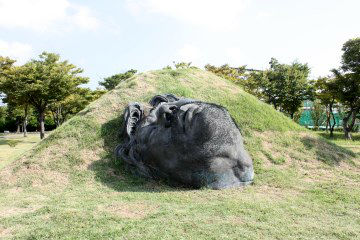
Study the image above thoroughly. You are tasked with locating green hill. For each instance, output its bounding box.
[0,68,359,239]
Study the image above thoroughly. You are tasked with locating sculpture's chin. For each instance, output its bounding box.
[191,166,254,190]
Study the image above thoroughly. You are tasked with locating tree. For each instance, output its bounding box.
[310,100,325,131]
[0,56,32,136]
[99,69,137,90]
[332,38,360,139]
[205,64,247,85]
[244,58,312,118]
[49,88,105,127]
[314,77,338,137]
[0,64,34,137]
[0,57,14,132]
[5,103,29,133]
[332,71,360,140]
[0,105,7,132]
[1,52,89,139]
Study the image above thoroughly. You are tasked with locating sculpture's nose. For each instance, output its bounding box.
[159,104,179,128]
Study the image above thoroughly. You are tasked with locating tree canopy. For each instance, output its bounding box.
[244,58,312,118]
[205,64,247,85]
[0,52,89,138]
[99,69,137,90]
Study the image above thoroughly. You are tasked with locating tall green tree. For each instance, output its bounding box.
[1,52,88,139]
[0,57,14,132]
[99,69,137,90]
[245,58,312,119]
[310,100,325,131]
[314,77,338,137]
[1,64,34,136]
[5,103,27,133]
[0,105,7,132]
[0,56,32,136]
[49,88,105,127]
[331,71,360,139]
[332,38,360,139]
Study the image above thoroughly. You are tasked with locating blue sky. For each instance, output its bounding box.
[1,0,359,89]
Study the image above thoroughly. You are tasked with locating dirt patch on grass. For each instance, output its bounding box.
[98,202,158,219]
[0,205,41,218]
[0,226,13,238]
[0,161,69,190]
[78,148,103,170]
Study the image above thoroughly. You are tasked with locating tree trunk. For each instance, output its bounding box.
[16,124,20,134]
[39,111,45,139]
[23,105,28,137]
[344,129,352,140]
[329,112,336,138]
[329,102,335,138]
[325,106,330,132]
[343,108,358,140]
[343,111,352,140]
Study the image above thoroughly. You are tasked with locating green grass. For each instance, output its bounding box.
[0,69,359,239]
[317,131,360,154]
[0,133,41,170]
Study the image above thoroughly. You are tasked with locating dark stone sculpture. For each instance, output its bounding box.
[116,94,254,189]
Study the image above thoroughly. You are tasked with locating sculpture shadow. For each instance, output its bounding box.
[300,135,356,166]
[88,116,181,193]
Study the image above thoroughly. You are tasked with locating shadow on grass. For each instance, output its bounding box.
[300,136,356,166]
[0,139,22,146]
[317,131,360,142]
[89,116,176,193]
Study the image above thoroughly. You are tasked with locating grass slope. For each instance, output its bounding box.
[0,69,359,239]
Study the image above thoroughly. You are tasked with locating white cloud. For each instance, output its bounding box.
[174,44,202,66]
[0,40,33,64]
[71,4,100,30]
[126,0,249,30]
[0,0,99,31]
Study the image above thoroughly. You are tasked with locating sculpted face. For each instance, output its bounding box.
[117,94,254,189]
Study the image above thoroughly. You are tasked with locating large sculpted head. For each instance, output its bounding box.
[116,94,254,189]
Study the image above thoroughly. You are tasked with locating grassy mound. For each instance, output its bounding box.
[0,68,359,239]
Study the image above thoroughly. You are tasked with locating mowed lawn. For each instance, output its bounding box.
[0,133,41,170]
